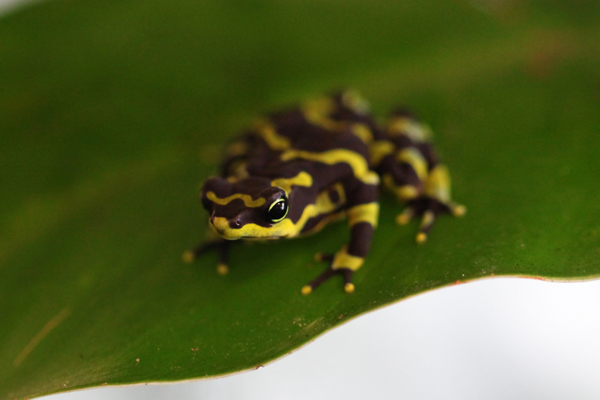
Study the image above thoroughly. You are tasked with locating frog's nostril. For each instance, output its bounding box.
[232,219,242,228]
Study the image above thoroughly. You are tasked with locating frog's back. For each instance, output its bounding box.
[265,107,370,157]
[220,104,374,191]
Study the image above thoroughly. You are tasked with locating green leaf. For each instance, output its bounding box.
[1,0,599,399]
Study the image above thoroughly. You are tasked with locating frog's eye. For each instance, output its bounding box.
[267,197,288,223]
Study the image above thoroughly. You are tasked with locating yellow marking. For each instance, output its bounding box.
[314,182,347,214]
[13,307,71,367]
[395,208,414,225]
[211,216,295,239]
[182,251,195,263]
[254,119,291,151]
[398,186,419,200]
[303,96,335,116]
[383,174,420,201]
[226,140,248,157]
[344,283,355,293]
[425,165,451,203]
[417,212,434,243]
[452,204,467,217]
[299,211,345,237]
[350,123,373,144]
[293,184,347,236]
[341,90,370,114]
[302,96,334,120]
[397,148,428,182]
[388,117,432,142]
[347,203,379,227]
[217,264,229,275]
[369,140,395,167]
[302,96,350,131]
[212,216,230,233]
[271,171,313,195]
[329,182,347,206]
[382,174,395,192]
[226,160,249,180]
[281,149,380,185]
[332,246,364,271]
[206,191,266,208]
[310,116,347,131]
[421,210,435,228]
[301,285,312,295]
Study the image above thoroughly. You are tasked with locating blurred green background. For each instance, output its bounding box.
[1,0,599,399]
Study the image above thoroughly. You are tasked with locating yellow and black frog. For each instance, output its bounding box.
[184,90,465,294]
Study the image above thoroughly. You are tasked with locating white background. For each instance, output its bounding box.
[3,1,600,399]
[43,278,600,400]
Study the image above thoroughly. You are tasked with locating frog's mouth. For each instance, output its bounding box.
[210,216,295,240]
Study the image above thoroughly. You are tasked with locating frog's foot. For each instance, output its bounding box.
[183,240,230,275]
[395,198,466,244]
[302,253,355,295]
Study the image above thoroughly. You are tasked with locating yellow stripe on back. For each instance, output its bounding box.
[281,149,380,185]
[302,97,350,132]
[350,123,374,144]
[271,171,313,195]
[254,119,291,151]
[388,117,432,142]
[206,191,266,208]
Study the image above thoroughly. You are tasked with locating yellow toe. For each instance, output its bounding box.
[344,283,355,293]
[216,264,229,275]
[301,285,312,295]
[416,233,427,244]
[182,251,195,263]
[395,213,411,225]
[453,204,467,217]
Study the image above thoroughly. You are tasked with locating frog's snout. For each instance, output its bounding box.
[211,216,229,234]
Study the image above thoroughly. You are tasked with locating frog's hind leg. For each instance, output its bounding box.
[183,239,231,275]
[409,165,466,243]
[377,111,466,243]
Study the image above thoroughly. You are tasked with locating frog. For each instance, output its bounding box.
[183,90,465,294]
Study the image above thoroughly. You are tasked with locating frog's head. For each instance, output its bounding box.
[200,176,293,240]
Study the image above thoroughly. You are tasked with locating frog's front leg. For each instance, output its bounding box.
[302,199,378,295]
[183,237,231,276]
